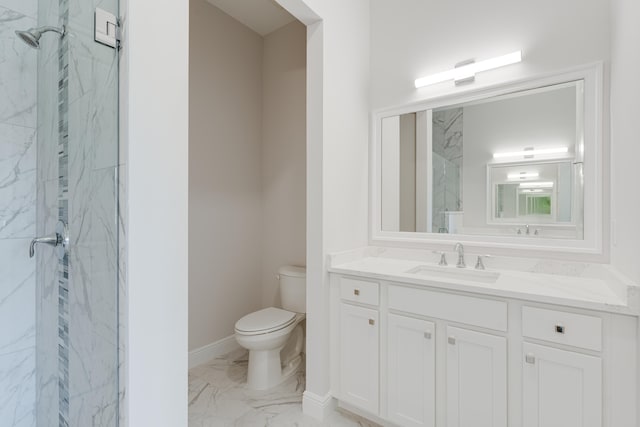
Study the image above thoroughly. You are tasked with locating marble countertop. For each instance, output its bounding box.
[328,247,640,316]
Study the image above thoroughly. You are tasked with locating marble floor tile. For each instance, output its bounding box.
[189,349,380,427]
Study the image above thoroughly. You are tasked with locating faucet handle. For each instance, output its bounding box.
[475,254,492,270]
[432,251,447,266]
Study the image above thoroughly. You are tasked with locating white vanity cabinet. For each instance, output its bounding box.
[337,278,380,414]
[330,271,638,427]
[521,306,603,427]
[387,314,435,427]
[522,342,602,427]
[446,326,507,427]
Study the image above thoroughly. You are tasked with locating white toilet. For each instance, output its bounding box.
[234,266,306,390]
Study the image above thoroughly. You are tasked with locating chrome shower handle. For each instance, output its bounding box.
[29,221,69,259]
[29,234,59,257]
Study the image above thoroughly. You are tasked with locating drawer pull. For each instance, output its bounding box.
[424,331,432,339]
[555,324,565,334]
[525,354,536,364]
[369,318,375,326]
[448,336,456,345]
[353,289,360,296]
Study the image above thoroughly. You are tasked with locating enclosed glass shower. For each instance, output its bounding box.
[1,0,120,425]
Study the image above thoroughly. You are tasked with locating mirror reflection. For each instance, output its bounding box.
[380,80,584,239]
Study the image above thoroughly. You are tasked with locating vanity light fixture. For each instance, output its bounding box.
[414,50,522,89]
[521,189,544,193]
[519,181,554,189]
[507,172,539,180]
[493,147,568,159]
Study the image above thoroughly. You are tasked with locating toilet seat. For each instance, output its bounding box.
[235,307,296,335]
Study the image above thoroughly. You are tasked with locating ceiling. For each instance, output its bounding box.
[206,0,297,36]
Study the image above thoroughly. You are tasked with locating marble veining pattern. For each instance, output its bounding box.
[432,108,463,232]
[0,239,36,427]
[0,7,37,128]
[189,349,380,427]
[0,123,36,239]
[0,0,38,426]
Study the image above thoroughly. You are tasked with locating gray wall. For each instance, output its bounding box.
[189,0,307,351]
[260,21,307,308]
[188,0,265,351]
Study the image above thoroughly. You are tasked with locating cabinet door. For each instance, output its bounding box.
[387,314,435,427]
[339,303,379,414]
[446,326,507,427]
[523,342,602,427]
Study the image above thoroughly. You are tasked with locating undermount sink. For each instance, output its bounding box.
[405,264,501,284]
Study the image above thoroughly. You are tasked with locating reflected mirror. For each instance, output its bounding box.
[379,80,585,240]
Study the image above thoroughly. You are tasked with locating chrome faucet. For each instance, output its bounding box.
[454,243,465,268]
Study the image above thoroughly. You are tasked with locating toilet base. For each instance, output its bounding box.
[245,324,304,390]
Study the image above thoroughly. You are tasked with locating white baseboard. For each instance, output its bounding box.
[188,335,241,369]
[302,391,336,421]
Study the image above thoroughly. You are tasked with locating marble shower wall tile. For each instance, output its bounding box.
[35,179,59,427]
[0,123,36,238]
[0,239,36,427]
[432,108,464,231]
[0,0,37,18]
[117,163,127,427]
[67,165,118,426]
[1,0,38,426]
[0,7,37,127]
[67,68,118,173]
[433,107,463,166]
[35,32,59,183]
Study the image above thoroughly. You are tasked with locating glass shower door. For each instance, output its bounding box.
[33,0,120,425]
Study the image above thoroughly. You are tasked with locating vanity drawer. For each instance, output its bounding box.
[522,306,602,352]
[340,277,379,306]
[388,286,507,332]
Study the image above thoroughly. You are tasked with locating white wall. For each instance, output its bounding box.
[126,0,368,422]
[610,0,640,284]
[125,0,189,425]
[261,21,307,308]
[188,0,264,351]
[275,0,371,416]
[371,0,610,110]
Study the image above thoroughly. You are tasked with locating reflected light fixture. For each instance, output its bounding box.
[519,182,554,189]
[521,189,544,193]
[415,51,522,89]
[508,172,539,180]
[493,147,568,159]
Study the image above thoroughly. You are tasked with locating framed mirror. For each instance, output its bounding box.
[372,65,602,254]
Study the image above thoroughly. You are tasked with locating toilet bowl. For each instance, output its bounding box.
[234,266,306,390]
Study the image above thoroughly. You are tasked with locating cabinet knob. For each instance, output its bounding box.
[424,331,432,339]
[555,324,565,334]
[354,289,360,296]
[448,336,456,345]
[369,318,375,326]
[525,353,536,364]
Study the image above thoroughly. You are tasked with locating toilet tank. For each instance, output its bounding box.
[279,266,306,313]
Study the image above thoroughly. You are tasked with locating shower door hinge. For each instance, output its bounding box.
[95,8,121,49]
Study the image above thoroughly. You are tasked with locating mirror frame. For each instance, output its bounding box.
[370,63,604,257]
